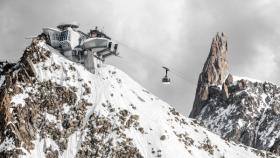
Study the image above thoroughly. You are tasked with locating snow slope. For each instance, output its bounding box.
[0,40,277,158]
[233,75,263,83]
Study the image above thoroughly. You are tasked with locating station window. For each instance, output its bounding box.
[60,31,69,41]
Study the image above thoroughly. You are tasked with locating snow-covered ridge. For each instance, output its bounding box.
[189,32,280,157]
[0,40,277,158]
[233,75,263,83]
[193,73,280,156]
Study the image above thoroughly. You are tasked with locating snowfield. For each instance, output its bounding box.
[233,75,263,84]
[0,41,277,158]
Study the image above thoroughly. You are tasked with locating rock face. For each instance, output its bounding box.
[189,33,229,118]
[190,33,280,156]
[0,61,16,76]
[0,35,276,158]
[0,36,51,157]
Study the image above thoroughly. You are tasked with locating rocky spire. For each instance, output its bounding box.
[201,32,229,85]
[189,32,230,118]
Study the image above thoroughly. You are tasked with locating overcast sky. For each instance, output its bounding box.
[1,0,280,115]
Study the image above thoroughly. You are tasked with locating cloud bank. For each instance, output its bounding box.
[0,0,279,115]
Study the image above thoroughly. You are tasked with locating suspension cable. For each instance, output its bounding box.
[112,39,197,86]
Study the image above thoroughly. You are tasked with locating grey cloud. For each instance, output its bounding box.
[0,0,280,115]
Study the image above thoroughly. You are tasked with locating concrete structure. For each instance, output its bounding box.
[42,23,118,73]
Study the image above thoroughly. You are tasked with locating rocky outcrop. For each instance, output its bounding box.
[0,37,51,157]
[189,33,280,156]
[189,33,229,118]
[0,37,144,158]
[201,32,229,85]
[0,62,16,76]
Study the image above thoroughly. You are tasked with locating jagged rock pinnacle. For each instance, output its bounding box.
[189,32,229,118]
[202,32,229,85]
[188,33,280,156]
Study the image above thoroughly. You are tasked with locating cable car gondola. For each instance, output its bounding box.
[162,66,171,84]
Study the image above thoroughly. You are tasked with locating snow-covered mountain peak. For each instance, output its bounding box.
[0,37,277,158]
[190,33,280,157]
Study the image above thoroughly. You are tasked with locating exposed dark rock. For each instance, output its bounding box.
[0,37,55,157]
[222,83,229,99]
[189,33,280,156]
[225,73,233,86]
[190,32,229,118]
[0,61,16,75]
[22,57,36,77]
[160,135,166,141]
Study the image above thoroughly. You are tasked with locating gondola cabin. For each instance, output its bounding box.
[162,67,171,84]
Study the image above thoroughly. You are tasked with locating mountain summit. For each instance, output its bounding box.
[0,34,276,157]
[190,33,229,118]
[200,32,229,85]
[190,33,280,156]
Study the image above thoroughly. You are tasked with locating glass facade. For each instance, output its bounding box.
[50,31,70,41]
[60,31,69,41]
